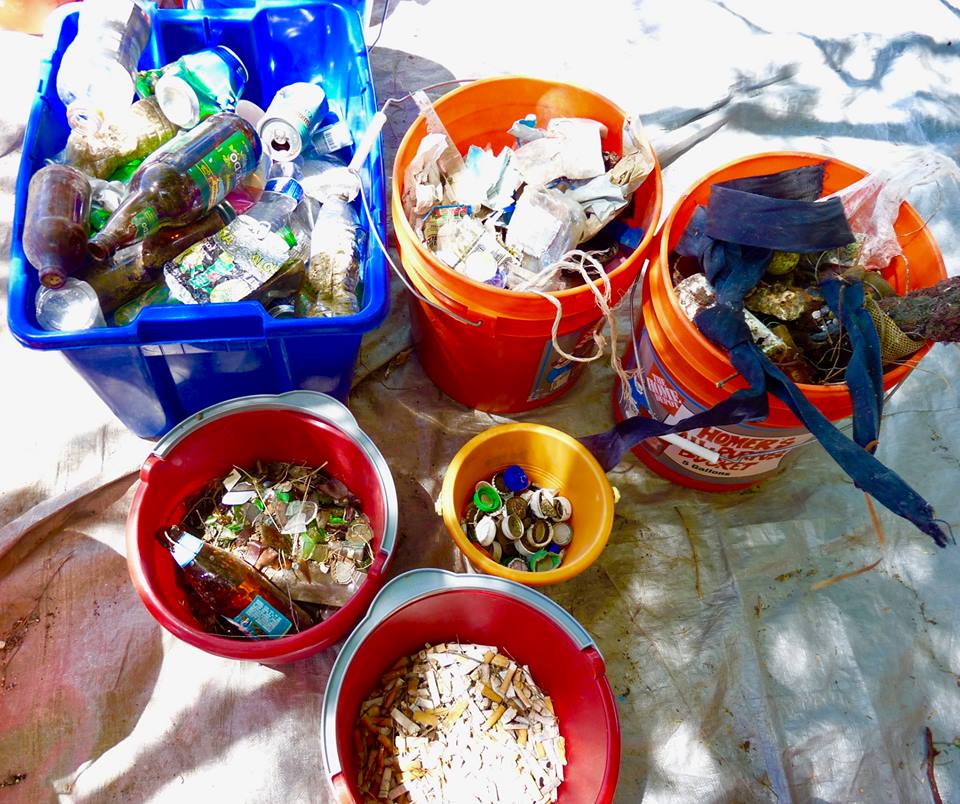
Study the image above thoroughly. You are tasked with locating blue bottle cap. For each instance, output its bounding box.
[503,465,529,493]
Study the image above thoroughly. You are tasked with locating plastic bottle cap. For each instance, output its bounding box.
[474,516,497,547]
[552,522,573,546]
[503,465,529,492]
[529,549,560,573]
[473,482,502,513]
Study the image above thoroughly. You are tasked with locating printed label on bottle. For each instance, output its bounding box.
[229,595,293,639]
[171,531,204,567]
[186,129,254,212]
[131,207,160,239]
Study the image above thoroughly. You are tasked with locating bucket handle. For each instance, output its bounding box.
[320,568,600,780]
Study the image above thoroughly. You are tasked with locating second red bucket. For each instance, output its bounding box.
[392,76,663,414]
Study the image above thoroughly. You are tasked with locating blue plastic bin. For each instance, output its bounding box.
[7,1,387,439]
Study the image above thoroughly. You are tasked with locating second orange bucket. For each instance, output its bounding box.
[392,76,663,414]
[439,423,616,586]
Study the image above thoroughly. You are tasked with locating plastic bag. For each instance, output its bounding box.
[832,149,960,271]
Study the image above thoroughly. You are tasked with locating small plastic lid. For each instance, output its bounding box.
[264,177,304,203]
[503,465,529,492]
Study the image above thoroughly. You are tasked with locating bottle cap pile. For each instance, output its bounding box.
[461,466,574,573]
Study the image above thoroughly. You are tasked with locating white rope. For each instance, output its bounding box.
[515,249,639,391]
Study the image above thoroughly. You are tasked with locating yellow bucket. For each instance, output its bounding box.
[439,423,616,586]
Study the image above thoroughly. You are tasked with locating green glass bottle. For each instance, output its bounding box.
[88,112,261,262]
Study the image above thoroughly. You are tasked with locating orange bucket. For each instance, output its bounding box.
[613,152,947,491]
[392,76,663,413]
[438,423,616,585]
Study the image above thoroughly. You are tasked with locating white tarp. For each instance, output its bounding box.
[1,1,959,802]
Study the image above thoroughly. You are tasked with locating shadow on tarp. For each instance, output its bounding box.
[0,486,163,803]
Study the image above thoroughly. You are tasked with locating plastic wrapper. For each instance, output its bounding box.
[505,185,586,272]
[512,117,607,187]
[559,112,655,241]
[165,215,308,304]
[463,145,522,211]
[429,210,519,287]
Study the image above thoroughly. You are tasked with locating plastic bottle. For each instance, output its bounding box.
[166,528,312,638]
[23,165,92,289]
[301,197,366,317]
[56,0,151,134]
[89,112,260,261]
[66,97,179,180]
[35,278,106,332]
[80,202,236,314]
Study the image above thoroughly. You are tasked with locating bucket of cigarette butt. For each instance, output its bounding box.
[392,76,663,414]
[438,423,616,586]
[126,390,398,664]
[613,151,948,492]
[321,568,620,802]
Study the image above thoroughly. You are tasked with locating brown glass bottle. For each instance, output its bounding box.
[66,97,179,180]
[89,112,261,262]
[167,528,312,638]
[23,165,92,289]
[80,202,236,314]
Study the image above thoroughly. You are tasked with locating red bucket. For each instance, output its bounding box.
[126,391,398,664]
[321,569,620,802]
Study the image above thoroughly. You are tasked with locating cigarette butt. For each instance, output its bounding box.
[518,728,528,747]
[557,736,566,762]
[377,733,394,752]
[445,698,469,726]
[481,684,504,703]
[483,650,496,663]
[361,715,380,735]
[543,696,555,714]
[492,653,510,668]
[498,666,517,695]
[413,711,440,727]
[406,677,419,695]
[384,685,400,709]
[390,656,410,670]
[535,741,546,759]
[486,704,507,729]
